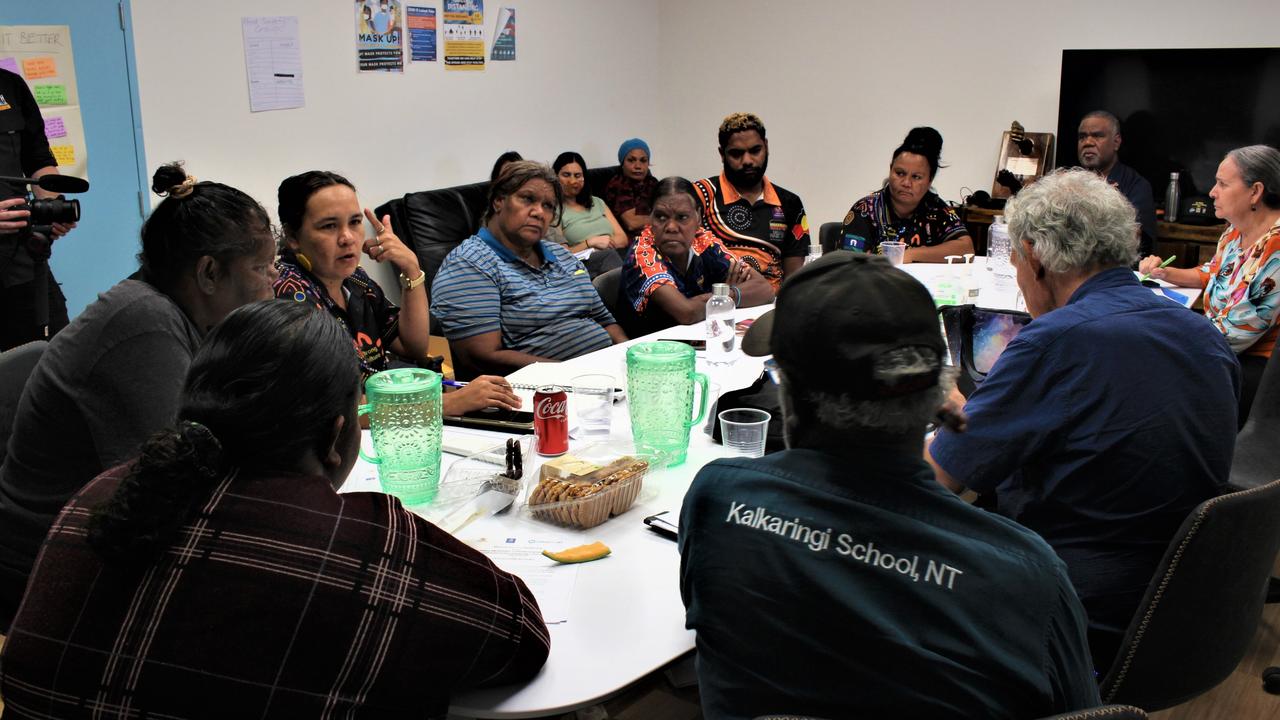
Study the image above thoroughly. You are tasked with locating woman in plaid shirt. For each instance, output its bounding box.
[1,300,549,719]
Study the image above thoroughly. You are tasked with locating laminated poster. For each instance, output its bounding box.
[490,7,514,61]
[407,6,437,62]
[0,25,87,181]
[356,0,405,72]
[443,0,485,71]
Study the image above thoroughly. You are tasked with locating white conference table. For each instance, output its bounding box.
[342,303,773,719]
[340,258,1200,718]
[899,255,1203,310]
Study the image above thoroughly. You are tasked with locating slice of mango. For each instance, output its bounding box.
[542,541,611,564]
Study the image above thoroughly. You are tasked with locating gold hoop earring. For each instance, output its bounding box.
[295,252,313,272]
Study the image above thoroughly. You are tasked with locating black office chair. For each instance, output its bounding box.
[1099,478,1280,711]
[818,221,842,254]
[1229,333,1280,492]
[0,340,47,468]
[593,267,621,320]
[1034,705,1148,720]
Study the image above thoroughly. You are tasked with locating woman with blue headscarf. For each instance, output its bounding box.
[605,138,658,242]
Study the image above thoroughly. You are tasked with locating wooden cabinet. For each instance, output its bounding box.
[959,205,1224,268]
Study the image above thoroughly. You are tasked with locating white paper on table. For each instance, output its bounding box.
[468,535,582,624]
[507,361,624,390]
[241,16,304,112]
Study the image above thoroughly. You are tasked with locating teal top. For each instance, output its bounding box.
[559,196,614,246]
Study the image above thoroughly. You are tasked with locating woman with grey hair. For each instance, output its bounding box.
[1139,144,1280,423]
[431,161,627,377]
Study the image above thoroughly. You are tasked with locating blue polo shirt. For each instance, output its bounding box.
[431,229,616,361]
[930,267,1239,646]
[680,448,1100,719]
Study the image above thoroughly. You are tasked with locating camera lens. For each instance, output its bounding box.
[30,196,80,224]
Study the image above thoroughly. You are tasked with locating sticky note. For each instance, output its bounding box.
[44,116,66,139]
[22,57,57,80]
[50,145,74,166]
[0,57,18,75]
[33,84,67,106]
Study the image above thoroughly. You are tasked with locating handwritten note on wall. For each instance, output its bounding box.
[21,56,56,79]
[44,116,66,138]
[241,16,304,112]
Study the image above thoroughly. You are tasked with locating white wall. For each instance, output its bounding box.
[131,0,659,289]
[653,0,1280,231]
[131,0,1280,264]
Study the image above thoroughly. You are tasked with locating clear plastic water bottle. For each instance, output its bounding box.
[1165,172,1181,223]
[804,242,822,265]
[987,216,1016,293]
[705,283,736,365]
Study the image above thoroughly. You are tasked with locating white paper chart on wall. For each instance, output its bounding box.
[0,25,88,180]
[241,16,304,113]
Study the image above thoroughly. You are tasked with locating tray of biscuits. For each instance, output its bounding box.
[523,445,650,529]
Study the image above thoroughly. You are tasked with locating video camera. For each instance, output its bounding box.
[1,172,89,334]
[1,173,88,248]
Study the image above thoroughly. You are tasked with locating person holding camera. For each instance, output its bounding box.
[0,67,79,350]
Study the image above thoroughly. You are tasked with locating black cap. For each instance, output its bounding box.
[743,253,944,399]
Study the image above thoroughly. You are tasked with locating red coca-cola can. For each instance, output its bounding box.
[534,385,570,456]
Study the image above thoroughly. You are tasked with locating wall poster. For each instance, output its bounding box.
[356,0,404,72]
[443,0,484,71]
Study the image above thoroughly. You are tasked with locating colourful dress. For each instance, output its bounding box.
[1198,217,1280,358]
[273,253,400,379]
[839,187,968,255]
[616,227,733,338]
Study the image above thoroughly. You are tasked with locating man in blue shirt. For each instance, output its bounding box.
[929,169,1239,675]
[680,253,1099,719]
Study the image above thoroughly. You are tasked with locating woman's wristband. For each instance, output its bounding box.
[730,285,742,307]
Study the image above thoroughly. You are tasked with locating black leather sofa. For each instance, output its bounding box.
[374,165,622,309]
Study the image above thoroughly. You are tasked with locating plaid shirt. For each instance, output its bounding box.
[1,466,549,719]
[604,173,658,239]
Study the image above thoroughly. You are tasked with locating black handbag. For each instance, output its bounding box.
[710,370,786,454]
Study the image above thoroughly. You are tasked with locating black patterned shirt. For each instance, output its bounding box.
[274,253,400,379]
[840,187,968,255]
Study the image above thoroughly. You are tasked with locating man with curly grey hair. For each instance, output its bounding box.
[928,169,1239,675]
[679,252,1099,719]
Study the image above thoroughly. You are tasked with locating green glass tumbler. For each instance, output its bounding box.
[357,368,443,506]
[626,341,709,467]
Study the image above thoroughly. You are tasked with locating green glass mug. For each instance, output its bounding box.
[626,341,709,467]
[357,368,443,506]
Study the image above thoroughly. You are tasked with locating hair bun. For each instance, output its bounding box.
[902,127,943,159]
[151,162,189,196]
[175,420,225,483]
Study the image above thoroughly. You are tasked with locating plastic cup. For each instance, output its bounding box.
[572,373,614,439]
[881,241,906,266]
[718,408,771,458]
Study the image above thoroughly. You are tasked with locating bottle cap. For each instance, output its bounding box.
[712,283,730,296]
[1170,172,1180,180]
